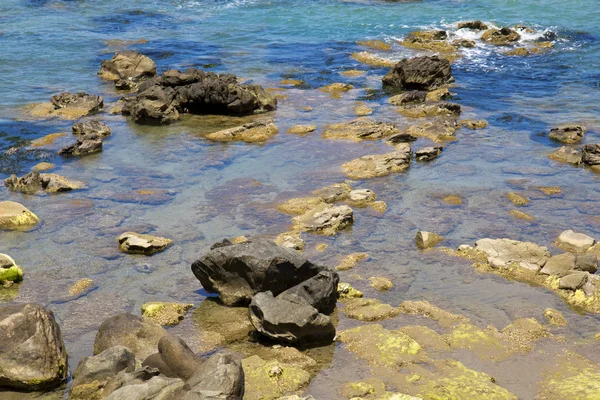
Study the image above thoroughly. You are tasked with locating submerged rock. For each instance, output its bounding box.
[0,303,68,390]
[94,313,168,360]
[350,51,395,67]
[72,120,112,137]
[460,119,488,130]
[401,30,458,54]
[415,146,443,162]
[341,144,412,179]
[0,254,23,284]
[543,308,568,326]
[292,204,354,236]
[549,146,583,165]
[322,118,399,141]
[98,51,157,82]
[369,276,393,291]
[0,201,39,230]
[507,192,529,206]
[415,231,443,249]
[191,238,326,306]
[287,125,316,135]
[481,27,521,45]
[383,56,453,91]
[205,121,278,143]
[341,298,399,321]
[407,118,459,141]
[117,232,173,255]
[312,182,353,203]
[347,189,377,207]
[336,252,369,271]
[548,125,586,144]
[141,302,193,326]
[242,355,310,400]
[389,91,427,106]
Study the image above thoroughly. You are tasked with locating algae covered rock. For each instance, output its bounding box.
[338,324,423,367]
[369,276,393,291]
[548,124,586,144]
[0,201,40,231]
[141,302,193,326]
[336,252,369,271]
[0,303,68,390]
[72,120,112,137]
[0,254,23,284]
[415,231,443,249]
[192,298,254,351]
[543,308,567,326]
[338,282,363,299]
[50,92,104,117]
[242,355,310,400]
[341,298,399,321]
[117,232,173,255]
[341,145,412,179]
[205,120,279,143]
[398,300,469,328]
[276,231,305,251]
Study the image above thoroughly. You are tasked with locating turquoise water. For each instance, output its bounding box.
[1,0,600,398]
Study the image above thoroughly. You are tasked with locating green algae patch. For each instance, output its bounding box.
[0,265,23,283]
[0,201,40,231]
[341,381,376,398]
[338,282,363,299]
[539,354,600,399]
[242,355,311,400]
[399,325,449,352]
[192,298,253,352]
[543,308,568,326]
[142,302,192,326]
[418,359,517,400]
[278,196,326,215]
[341,298,400,322]
[338,324,425,368]
[445,324,508,360]
[397,300,469,328]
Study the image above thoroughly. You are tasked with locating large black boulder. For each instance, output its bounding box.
[383,56,453,91]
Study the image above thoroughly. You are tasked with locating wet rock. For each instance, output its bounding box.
[94,313,168,360]
[407,118,459,141]
[474,238,550,271]
[388,132,418,143]
[338,324,423,367]
[357,40,391,51]
[341,298,399,321]
[341,144,412,179]
[5,171,84,194]
[415,146,443,162]
[322,118,399,141]
[347,189,377,206]
[354,102,373,116]
[58,135,103,157]
[0,303,68,390]
[415,231,443,249]
[72,120,112,137]
[0,254,23,284]
[458,20,488,30]
[117,232,173,255]
[575,254,598,273]
[287,125,316,134]
[191,238,325,306]
[242,355,310,400]
[192,299,253,351]
[50,92,103,116]
[543,308,567,326]
[558,271,589,291]
[460,119,488,130]
[144,335,204,380]
[341,381,376,398]
[69,346,136,399]
[186,351,244,399]
[336,252,369,271]
[338,283,363,299]
[582,144,600,165]
[141,302,193,326]
[481,27,521,45]
[401,30,457,54]
[130,99,180,125]
[98,51,157,82]
[249,291,336,345]
[383,56,453,91]
[312,182,353,203]
[509,209,535,221]
[0,201,39,230]
[549,146,582,165]
[32,162,55,172]
[453,38,477,48]
[369,277,393,291]
[205,120,278,143]
[350,51,395,67]
[548,125,586,144]
[278,197,326,215]
[389,91,426,106]
[507,192,529,206]
[397,102,461,118]
[68,278,96,298]
[292,204,354,236]
[398,300,469,328]
[556,230,595,253]
[275,231,305,251]
[277,270,339,315]
[540,253,576,275]
[538,354,600,399]
[426,87,452,101]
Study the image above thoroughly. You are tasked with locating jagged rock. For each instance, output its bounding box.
[248,291,336,345]
[458,20,488,30]
[415,146,443,161]
[401,30,457,53]
[185,351,244,399]
[98,51,157,81]
[130,99,180,125]
[117,232,173,255]
[69,346,136,399]
[94,313,168,360]
[277,270,339,315]
[141,303,192,326]
[474,238,551,271]
[453,38,476,48]
[481,27,521,45]
[548,125,586,144]
[460,119,488,130]
[415,231,443,249]
[0,303,68,390]
[205,121,278,143]
[292,204,354,235]
[582,144,600,165]
[549,146,582,165]
[341,144,412,179]
[191,238,325,306]
[543,308,567,326]
[4,171,84,194]
[322,118,399,141]
[0,201,39,230]
[50,92,103,115]
[383,56,453,91]
[72,120,112,137]
[389,91,427,106]
[58,135,103,157]
[312,182,353,203]
[397,102,461,118]
[0,254,23,284]
[407,118,459,141]
[275,231,305,251]
[388,132,418,143]
[347,189,377,206]
[556,230,595,253]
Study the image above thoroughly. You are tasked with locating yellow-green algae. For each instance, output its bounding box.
[338,324,424,368]
[141,302,193,326]
[0,265,23,283]
[397,300,469,328]
[242,355,311,400]
[341,298,400,322]
[539,353,600,399]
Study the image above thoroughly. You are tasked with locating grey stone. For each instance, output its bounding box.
[71,346,136,390]
[72,120,112,137]
[556,230,595,253]
[549,146,582,165]
[475,238,550,269]
[156,335,203,381]
[575,254,598,274]
[185,352,244,400]
[277,270,339,315]
[540,253,576,276]
[558,271,589,291]
[582,144,600,165]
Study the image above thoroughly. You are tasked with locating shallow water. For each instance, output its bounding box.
[2,0,600,398]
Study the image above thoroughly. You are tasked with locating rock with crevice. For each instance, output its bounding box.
[205,121,278,143]
[51,92,104,116]
[117,232,173,255]
[98,51,157,82]
[5,171,85,194]
[548,125,586,144]
[397,102,461,118]
[341,144,412,179]
[407,118,459,141]
[72,120,112,137]
[292,204,354,236]
[582,144,600,165]
[383,56,454,91]
[58,135,103,157]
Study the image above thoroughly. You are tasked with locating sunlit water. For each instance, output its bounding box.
[1,0,600,398]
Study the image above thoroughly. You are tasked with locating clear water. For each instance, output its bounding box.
[1,0,600,398]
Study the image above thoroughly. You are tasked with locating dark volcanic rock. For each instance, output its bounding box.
[248,291,336,345]
[383,56,453,91]
[0,303,68,390]
[277,270,339,315]
[191,238,326,306]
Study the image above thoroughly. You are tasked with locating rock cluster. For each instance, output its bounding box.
[5,171,84,194]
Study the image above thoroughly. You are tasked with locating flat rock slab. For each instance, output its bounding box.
[117,232,173,255]
[474,238,550,270]
[555,230,595,253]
[205,121,278,143]
[341,145,412,179]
